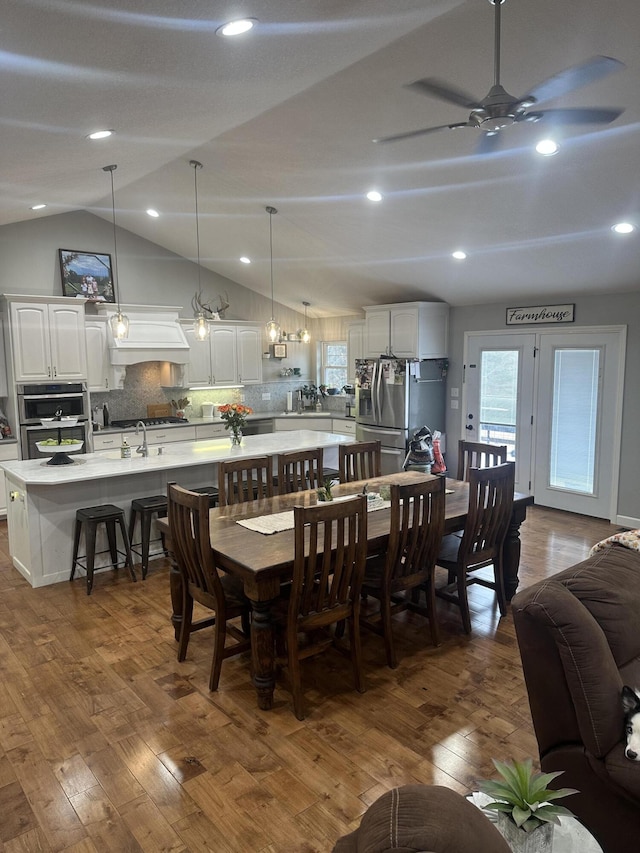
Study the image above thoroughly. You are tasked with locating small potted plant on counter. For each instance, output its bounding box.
[218,403,253,446]
[476,758,577,853]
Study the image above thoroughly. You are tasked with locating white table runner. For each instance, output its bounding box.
[237,493,390,535]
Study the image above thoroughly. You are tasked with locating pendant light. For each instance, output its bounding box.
[102,165,129,340]
[265,205,281,343]
[190,159,210,341]
[298,301,311,343]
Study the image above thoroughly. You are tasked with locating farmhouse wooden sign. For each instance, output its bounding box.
[506,304,575,326]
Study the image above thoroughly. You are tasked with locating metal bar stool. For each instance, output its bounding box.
[128,494,169,579]
[71,504,136,595]
[190,486,219,507]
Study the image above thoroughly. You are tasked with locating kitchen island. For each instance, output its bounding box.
[1,430,350,588]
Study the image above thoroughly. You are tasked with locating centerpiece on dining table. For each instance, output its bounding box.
[218,403,253,445]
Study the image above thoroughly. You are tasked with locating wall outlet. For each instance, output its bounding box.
[450,399,459,409]
[262,392,271,401]
[240,394,245,402]
[451,387,459,398]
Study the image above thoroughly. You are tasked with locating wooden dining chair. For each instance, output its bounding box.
[276,447,324,494]
[435,461,515,633]
[274,495,368,720]
[217,455,274,506]
[456,440,508,482]
[338,440,382,483]
[167,482,251,691]
[360,477,445,667]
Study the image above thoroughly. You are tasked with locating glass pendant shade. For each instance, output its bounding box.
[110,311,130,340]
[265,206,281,342]
[103,164,129,340]
[298,300,311,343]
[194,312,209,341]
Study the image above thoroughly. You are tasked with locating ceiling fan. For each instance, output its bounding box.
[374,0,625,153]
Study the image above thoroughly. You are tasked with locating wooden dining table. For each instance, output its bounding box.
[159,471,533,710]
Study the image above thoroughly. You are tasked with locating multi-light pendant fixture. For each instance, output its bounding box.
[190,159,210,341]
[264,205,281,344]
[102,165,129,340]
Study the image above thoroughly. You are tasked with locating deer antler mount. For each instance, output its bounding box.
[191,290,229,320]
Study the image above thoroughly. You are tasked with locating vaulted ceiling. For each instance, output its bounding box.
[4,0,640,317]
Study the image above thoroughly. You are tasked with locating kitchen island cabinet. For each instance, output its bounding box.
[1,430,349,588]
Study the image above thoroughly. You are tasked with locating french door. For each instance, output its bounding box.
[464,327,625,520]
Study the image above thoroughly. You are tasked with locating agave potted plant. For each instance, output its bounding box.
[476,758,578,853]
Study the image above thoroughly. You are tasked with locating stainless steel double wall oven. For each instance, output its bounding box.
[17,382,91,459]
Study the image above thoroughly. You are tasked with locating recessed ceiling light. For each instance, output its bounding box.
[612,222,635,234]
[366,190,383,202]
[536,139,559,156]
[452,250,467,260]
[30,203,47,210]
[146,208,159,218]
[216,18,256,37]
[87,129,114,140]
[240,256,251,264]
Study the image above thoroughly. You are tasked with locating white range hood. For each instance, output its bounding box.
[97,304,189,365]
[96,304,190,387]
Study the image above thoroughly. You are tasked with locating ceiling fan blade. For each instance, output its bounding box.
[520,56,625,107]
[405,77,482,110]
[373,122,470,144]
[475,133,502,156]
[526,107,624,125]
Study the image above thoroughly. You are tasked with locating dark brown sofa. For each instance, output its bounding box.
[512,543,640,853]
[332,784,510,852]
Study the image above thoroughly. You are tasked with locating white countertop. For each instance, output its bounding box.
[0,430,351,486]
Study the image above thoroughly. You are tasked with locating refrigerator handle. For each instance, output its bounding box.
[374,361,383,423]
[371,361,378,423]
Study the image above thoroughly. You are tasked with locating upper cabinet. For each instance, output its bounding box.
[364,302,449,360]
[6,297,88,382]
[183,321,262,388]
[85,316,118,392]
[346,321,365,380]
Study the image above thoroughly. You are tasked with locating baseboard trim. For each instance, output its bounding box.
[616,514,640,529]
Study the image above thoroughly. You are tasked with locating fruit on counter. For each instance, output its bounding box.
[37,438,81,446]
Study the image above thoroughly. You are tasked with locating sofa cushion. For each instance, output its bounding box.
[563,546,640,667]
[604,742,640,800]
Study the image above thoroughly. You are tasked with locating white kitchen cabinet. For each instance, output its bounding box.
[274,417,332,432]
[195,423,227,440]
[346,321,365,380]
[331,418,356,437]
[364,302,449,360]
[0,442,19,517]
[85,317,118,392]
[8,298,88,382]
[183,321,262,387]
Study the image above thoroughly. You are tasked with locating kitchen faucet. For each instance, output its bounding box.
[135,421,148,457]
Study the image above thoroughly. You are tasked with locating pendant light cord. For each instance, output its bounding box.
[103,164,120,311]
[267,205,277,318]
[191,160,203,292]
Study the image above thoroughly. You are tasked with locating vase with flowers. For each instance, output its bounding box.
[218,403,253,446]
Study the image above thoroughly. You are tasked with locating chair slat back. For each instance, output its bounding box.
[277,448,324,494]
[459,462,515,569]
[218,455,273,506]
[167,482,224,606]
[385,477,445,590]
[456,440,508,482]
[291,496,367,624]
[338,440,382,483]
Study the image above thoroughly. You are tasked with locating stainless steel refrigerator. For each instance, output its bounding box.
[355,358,447,474]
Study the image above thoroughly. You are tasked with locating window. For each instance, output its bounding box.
[321,341,347,389]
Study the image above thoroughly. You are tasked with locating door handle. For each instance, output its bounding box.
[465,424,473,430]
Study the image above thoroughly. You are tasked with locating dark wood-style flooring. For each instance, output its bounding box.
[0,507,616,852]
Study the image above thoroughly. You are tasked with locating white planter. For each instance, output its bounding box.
[496,813,554,853]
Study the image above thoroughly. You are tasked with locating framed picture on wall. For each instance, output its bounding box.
[59,249,115,302]
[271,343,288,358]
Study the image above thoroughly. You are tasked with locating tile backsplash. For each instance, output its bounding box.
[90,362,352,421]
